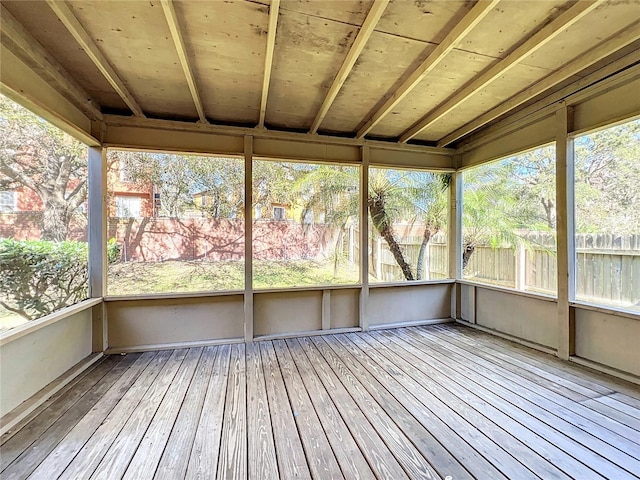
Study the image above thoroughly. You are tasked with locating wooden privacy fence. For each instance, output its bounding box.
[464,233,640,310]
[350,227,448,282]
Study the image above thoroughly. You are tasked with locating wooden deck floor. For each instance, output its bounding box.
[2,324,640,480]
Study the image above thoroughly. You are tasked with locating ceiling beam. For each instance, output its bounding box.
[309,0,390,134]
[46,0,145,118]
[0,5,103,121]
[258,0,280,128]
[160,0,207,123]
[438,24,640,147]
[355,0,500,139]
[399,0,605,143]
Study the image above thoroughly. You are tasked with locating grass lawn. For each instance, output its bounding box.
[107,259,360,296]
[0,259,359,332]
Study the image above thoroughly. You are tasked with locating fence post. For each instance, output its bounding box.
[376,237,382,280]
[515,243,526,290]
[349,224,354,263]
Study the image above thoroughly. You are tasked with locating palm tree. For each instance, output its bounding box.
[293,165,451,281]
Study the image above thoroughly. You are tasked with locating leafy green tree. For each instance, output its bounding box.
[0,95,87,241]
[574,119,640,234]
[461,150,556,270]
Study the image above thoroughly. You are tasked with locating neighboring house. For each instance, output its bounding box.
[108,161,155,218]
[0,185,50,212]
[254,202,291,221]
[193,189,243,219]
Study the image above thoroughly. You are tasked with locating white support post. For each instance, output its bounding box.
[244,136,254,342]
[556,102,576,360]
[88,146,107,352]
[515,242,526,291]
[359,146,370,331]
[449,170,463,318]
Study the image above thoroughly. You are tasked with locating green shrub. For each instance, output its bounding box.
[0,239,89,320]
[107,238,121,263]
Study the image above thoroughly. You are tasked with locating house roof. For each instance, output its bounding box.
[1,0,639,149]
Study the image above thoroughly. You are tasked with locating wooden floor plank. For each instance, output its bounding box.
[280,339,376,480]
[272,339,344,479]
[56,351,171,480]
[430,329,640,439]
[295,337,410,480]
[24,352,155,480]
[185,345,231,480]
[376,329,610,480]
[284,338,378,480]
[89,349,188,480]
[427,326,640,448]
[2,324,638,480]
[154,346,218,480]
[216,344,247,480]
[332,334,511,480]
[444,325,640,401]
[2,355,135,480]
[397,329,638,480]
[311,336,462,480]
[354,332,569,480]
[123,348,203,480]
[259,341,311,480]
[246,342,278,480]
[0,356,113,447]
[0,355,122,470]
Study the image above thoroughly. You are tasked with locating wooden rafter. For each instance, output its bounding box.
[355,0,500,139]
[160,0,207,123]
[437,24,640,147]
[399,0,605,143]
[309,0,390,135]
[0,5,103,121]
[46,0,145,118]
[258,0,280,128]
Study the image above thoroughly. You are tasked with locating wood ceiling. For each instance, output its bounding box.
[2,0,639,147]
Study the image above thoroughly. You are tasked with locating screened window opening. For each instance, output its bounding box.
[574,118,640,311]
[252,160,360,289]
[368,167,450,283]
[462,145,557,294]
[106,151,245,295]
[0,95,89,331]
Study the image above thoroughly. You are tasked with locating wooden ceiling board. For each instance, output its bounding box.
[2,0,128,111]
[522,1,640,72]
[278,0,371,26]
[68,0,196,118]
[266,9,359,129]
[368,49,495,137]
[412,62,557,141]
[176,0,268,124]
[320,32,433,133]
[460,0,573,60]
[375,0,470,44]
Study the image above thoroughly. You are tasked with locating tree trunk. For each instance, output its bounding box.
[368,194,414,281]
[416,227,433,281]
[462,243,475,270]
[41,196,71,241]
